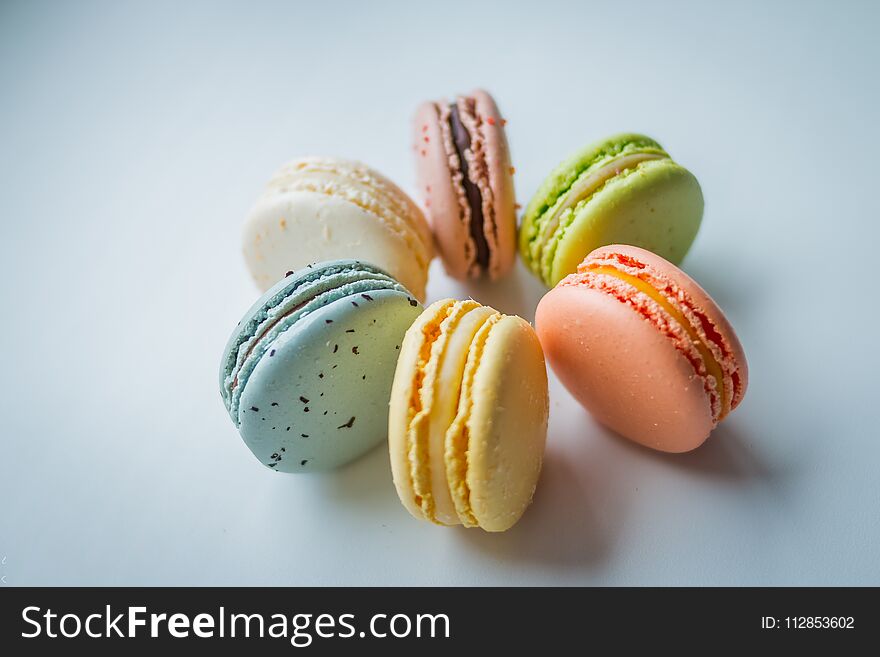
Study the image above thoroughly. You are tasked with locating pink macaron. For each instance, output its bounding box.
[535,245,748,452]
[413,89,517,280]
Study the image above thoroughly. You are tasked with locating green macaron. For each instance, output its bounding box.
[220,260,422,472]
[519,133,703,287]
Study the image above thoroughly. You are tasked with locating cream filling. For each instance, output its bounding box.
[407,301,477,522]
[456,96,496,276]
[406,304,453,520]
[427,305,496,525]
[436,102,477,271]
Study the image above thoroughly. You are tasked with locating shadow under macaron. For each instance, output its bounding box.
[452,259,547,324]
[455,447,611,566]
[607,419,777,486]
[314,442,400,515]
[455,400,631,567]
[456,393,787,567]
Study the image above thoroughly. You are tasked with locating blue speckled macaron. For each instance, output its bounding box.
[220,260,422,472]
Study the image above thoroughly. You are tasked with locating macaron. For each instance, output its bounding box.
[220,260,422,472]
[535,245,747,453]
[520,133,703,287]
[388,299,549,532]
[413,90,517,280]
[242,157,434,300]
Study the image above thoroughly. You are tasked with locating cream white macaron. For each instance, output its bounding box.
[243,157,434,300]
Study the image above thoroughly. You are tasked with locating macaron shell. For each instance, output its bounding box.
[471,89,516,279]
[536,284,714,452]
[268,157,435,257]
[243,191,429,300]
[237,289,421,472]
[413,101,474,279]
[398,300,479,524]
[466,315,549,531]
[547,160,703,287]
[387,299,455,519]
[518,133,668,277]
[587,244,748,405]
[221,262,405,419]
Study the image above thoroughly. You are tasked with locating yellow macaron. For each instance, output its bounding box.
[388,299,549,532]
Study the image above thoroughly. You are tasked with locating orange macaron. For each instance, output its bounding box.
[535,244,747,452]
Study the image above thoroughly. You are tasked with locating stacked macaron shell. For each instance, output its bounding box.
[520,134,703,287]
[220,260,422,472]
[388,299,549,531]
[243,157,433,300]
[413,90,517,280]
[536,245,747,452]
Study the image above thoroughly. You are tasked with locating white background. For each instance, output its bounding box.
[2,0,878,585]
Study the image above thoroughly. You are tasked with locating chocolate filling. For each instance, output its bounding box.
[448,103,490,269]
